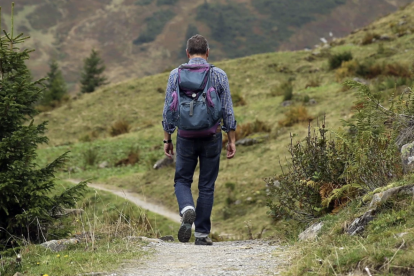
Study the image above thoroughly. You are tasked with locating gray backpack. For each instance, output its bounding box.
[167,64,222,136]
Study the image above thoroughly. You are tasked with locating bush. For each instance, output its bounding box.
[82,148,100,167]
[109,119,131,137]
[305,76,321,89]
[231,91,247,106]
[267,81,407,222]
[335,60,359,81]
[356,61,412,79]
[270,81,293,100]
[115,146,140,167]
[222,119,271,146]
[329,51,353,70]
[278,106,313,127]
[361,32,380,45]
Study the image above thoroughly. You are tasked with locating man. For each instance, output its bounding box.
[162,34,237,246]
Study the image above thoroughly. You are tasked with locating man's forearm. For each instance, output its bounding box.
[227,130,236,144]
[164,131,172,141]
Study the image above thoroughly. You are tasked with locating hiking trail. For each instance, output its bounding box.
[119,240,290,276]
[67,179,181,223]
[67,179,292,275]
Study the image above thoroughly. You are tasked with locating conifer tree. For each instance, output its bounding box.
[0,3,86,247]
[40,59,67,107]
[80,49,108,93]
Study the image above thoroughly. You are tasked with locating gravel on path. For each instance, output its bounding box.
[118,240,290,276]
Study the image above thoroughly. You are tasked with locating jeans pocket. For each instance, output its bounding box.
[204,133,222,158]
[177,136,194,157]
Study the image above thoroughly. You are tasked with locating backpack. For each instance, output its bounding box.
[167,64,222,136]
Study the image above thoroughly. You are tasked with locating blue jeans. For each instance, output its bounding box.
[174,132,222,235]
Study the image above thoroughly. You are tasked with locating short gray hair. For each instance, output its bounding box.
[186,34,209,55]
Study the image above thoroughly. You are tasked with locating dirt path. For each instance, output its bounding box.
[119,240,290,276]
[67,180,292,275]
[67,179,181,224]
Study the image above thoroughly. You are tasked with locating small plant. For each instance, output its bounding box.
[82,147,100,167]
[222,119,271,146]
[329,51,353,70]
[232,91,247,106]
[270,81,293,99]
[115,146,140,167]
[335,60,359,81]
[224,182,236,206]
[109,119,131,137]
[361,32,380,45]
[278,106,313,127]
[305,76,321,88]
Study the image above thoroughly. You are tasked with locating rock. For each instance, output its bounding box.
[236,138,257,146]
[348,184,414,235]
[68,166,82,173]
[153,156,175,170]
[56,208,84,217]
[379,35,392,41]
[399,20,407,26]
[353,77,370,85]
[298,222,323,241]
[351,28,361,34]
[98,161,109,169]
[309,99,317,105]
[40,238,79,252]
[401,141,414,173]
[369,184,414,209]
[78,273,108,276]
[160,235,174,242]
[281,100,292,107]
[125,236,162,243]
[396,232,408,238]
[347,209,376,236]
[13,273,24,276]
[234,200,242,205]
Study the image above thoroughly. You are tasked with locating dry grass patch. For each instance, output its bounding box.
[109,119,131,137]
[278,106,313,127]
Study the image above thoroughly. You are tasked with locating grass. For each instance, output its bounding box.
[34,2,414,242]
[0,181,179,276]
[285,178,414,275]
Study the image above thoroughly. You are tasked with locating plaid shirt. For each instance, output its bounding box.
[162,57,237,134]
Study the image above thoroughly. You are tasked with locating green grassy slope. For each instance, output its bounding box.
[36,3,414,238]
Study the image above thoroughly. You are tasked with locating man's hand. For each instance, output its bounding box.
[227,142,236,159]
[164,143,174,159]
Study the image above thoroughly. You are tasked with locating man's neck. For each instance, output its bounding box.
[189,55,207,60]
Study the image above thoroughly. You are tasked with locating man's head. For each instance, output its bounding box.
[186,34,209,59]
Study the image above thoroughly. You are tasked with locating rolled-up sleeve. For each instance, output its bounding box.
[215,70,237,132]
[162,70,178,134]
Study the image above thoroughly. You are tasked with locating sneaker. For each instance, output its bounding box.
[195,237,213,246]
[178,209,196,243]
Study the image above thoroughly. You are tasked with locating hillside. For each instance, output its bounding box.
[35,2,414,240]
[0,0,410,91]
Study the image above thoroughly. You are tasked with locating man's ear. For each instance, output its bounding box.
[206,49,209,59]
[186,49,190,59]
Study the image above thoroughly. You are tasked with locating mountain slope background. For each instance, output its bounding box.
[0,0,411,91]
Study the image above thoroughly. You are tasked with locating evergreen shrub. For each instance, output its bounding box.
[0,4,86,248]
